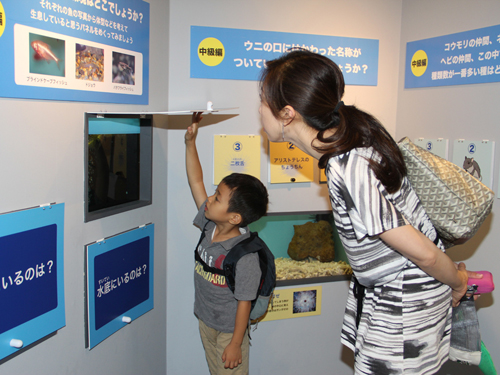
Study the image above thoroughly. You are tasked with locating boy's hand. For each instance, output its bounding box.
[185,112,203,143]
[221,341,242,369]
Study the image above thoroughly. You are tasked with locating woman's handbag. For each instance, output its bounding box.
[398,137,494,248]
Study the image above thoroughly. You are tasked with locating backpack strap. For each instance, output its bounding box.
[194,228,272,297]
[194,222,225,276]
[223,232,265,293]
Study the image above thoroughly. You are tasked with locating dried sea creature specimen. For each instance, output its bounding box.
[287,221,335,262]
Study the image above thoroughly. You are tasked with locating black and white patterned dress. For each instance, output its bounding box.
[326,148,452,375]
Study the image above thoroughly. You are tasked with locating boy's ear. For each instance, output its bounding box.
[229,213,242,226]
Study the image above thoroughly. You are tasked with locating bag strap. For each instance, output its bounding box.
[223,233,266,292]
[194,222,225,276]
[352,277,365,329]
[194,225,266,294]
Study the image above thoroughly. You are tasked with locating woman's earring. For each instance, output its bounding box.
[281,123,285,141]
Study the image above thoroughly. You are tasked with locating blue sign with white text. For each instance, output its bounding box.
[0,203,65,361]
[191,26,379,85]
[86,224,154,349]
[405,24,500,88]
[0,0,149,104]
[0,225,58,335]
[94,237,150,330]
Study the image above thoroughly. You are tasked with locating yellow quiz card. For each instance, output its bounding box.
[269,142,314,183]
[213,135,261,185]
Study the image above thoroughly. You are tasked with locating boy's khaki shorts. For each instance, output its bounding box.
[199,319,250,375]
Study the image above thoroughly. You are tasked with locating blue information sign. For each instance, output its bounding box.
[405,24,500,88]
[94,237,150,330]
[0,225,58,335]
[0,204,65,361]
[191,26,379,85]
[0,0,150,104]
[86,224,154,349]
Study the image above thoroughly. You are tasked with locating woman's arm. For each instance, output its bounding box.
[379,225,468,306]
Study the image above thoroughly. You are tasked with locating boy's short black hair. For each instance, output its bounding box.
[220,173,268,227]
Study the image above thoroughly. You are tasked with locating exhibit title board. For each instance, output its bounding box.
[405,24,500,88]
[0,0,150,104]
[0,203,65,361]
[191,26,379,85]
[86,224,154,349]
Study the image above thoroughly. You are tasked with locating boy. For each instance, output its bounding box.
[185,112,269,374]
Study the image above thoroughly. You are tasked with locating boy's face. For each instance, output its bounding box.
[205,182,235,224]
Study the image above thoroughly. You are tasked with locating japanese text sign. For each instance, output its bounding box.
[0,0,149,104]
[86,223,154,349]
[269,142,314,183]
[213,134,261,185]
[405,24,500,88]
[191,26,379,85]
[260,286,322,322]
[0,203,65,361]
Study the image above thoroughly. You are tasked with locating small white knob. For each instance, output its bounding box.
[10,339,23,348]
[207,101,213,111]
[122,316,132,324]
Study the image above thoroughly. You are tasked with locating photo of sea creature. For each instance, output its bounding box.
[112,52,135,85]
[293,290,317,313]
[76,44,104,82]
[29,33,65,77]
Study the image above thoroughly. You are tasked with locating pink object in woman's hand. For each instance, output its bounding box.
[468,271,494,294]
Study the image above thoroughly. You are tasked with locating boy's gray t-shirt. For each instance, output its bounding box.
[193,202,261,333]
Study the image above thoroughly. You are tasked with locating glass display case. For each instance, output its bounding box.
[249,211,351,286]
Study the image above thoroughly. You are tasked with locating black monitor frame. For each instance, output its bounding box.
[84,112,153,222]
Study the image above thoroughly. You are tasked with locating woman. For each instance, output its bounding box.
[259,49,471,374]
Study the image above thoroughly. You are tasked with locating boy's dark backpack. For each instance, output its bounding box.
[194,227,276,322]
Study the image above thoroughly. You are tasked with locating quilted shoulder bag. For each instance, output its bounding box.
[398,137,494,248]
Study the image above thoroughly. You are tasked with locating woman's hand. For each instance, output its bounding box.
[451,262,469,307]
[452,263,484,305]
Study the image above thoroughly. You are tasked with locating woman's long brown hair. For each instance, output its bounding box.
[259,50,406,193]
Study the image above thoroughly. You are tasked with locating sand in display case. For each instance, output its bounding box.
[249,212,352,286]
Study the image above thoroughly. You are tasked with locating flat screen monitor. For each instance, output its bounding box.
[84,113,152,222]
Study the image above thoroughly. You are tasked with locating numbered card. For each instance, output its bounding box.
[213,135,261,185]
[414,138,449,159]
[452,140,495,189]
[269,142,314,183]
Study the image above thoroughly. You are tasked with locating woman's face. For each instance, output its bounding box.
[259,100,282,142]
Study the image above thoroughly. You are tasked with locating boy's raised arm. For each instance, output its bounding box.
[185,112,208,210]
